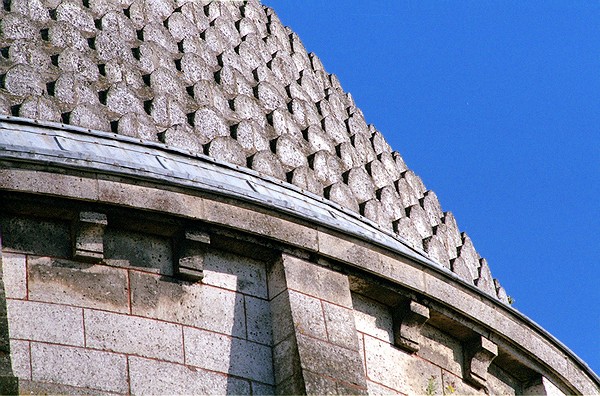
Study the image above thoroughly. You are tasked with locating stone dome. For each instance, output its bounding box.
[0,0,598,395]
[1,0,505,300]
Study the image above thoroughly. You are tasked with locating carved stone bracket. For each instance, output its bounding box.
[393,300,430,352]
[72,211,107,262]
[174,229,210,282]
[464,335,498,390]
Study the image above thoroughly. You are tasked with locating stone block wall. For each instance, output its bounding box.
[1,212,274,395]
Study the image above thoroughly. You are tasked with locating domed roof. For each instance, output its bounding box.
[0,0,507,301]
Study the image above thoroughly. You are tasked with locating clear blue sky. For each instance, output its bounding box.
[263,0,600,375]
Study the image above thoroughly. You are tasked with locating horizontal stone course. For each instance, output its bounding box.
[84,309,184,363]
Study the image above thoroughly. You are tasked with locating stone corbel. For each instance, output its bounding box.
[464,335,498,390]
[72,211,107,262]
[174,229,210,282]
[392,300,430,352]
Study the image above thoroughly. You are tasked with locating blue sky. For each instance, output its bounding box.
[263,0,600,375]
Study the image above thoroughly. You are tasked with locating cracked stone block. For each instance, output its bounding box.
[4,64,46,97]
[0,13,38,40]
[310,150,343,187]
[362,199,393,230]
[422,190,444,228]
[69,104,111,132]
[10,0,50,22]
[475,258,497,297]
[56,1,96,36]
[49,20,88,52]
[305,124,336,155]
[378,151,402,182]
[270,107,301,137]
[288,98,321,129]
[54,73,99,107]
[370,129,392,155]
[141,22,179,54]
[423,234,451,269]
[407,204,433,240]
[322,114,349,145]
[325,182,359,213]
[8,40,52,70]
[18,96,62,122]
[218,65,254,98]
[395,178,419,209]
[206,136,246,167]
[255,81,287,112]
[378,185,405,222]
[366,159,394,189]
[106,84,145,115]
[232,119,270,155]
[57,48,99,82]
[272,135,309,170]
[149,94,187,128]
[249,150,286,180]
[269,52,299,86]
[394,217,423,250]
[117,112,159,141]
[128,0,175,29]
[345,167,377,204]
[99,11,137,41]
[287,165,324,196]
[165,11,200,42]
[351,133,377,164]
[336,141,360,171]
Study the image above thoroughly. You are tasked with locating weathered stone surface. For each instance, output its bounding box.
[1,253,26,300]
[9,340,31,380]
[392,300,429,353]
[245,295,272,345]
[129,356,251,396]
[418,324,464,377]
[184,327,273,384]
[130,271,246,337]
[85,309,184,362]
[28,257,129,313]
[322,301,360,350]
[352,293,393,343]
[30,343,128,393]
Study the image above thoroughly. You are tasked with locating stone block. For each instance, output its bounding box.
[352,293,393,343]
[302,370,338,395]
[317,233,378,283]
[97,180,205,219]
[287,290,327,342]
[363,334,442,394]
[9,340,30,380]
[85,309,183,363]
[129,356,250,395]
[366,380,403,395]
[202,250,268,299]
[251,382,275,396]
[18,96,62,123]
[17,379,119,396]
[296,333,366,388]
[322,301,360,351]
[281,254,352,307]
[7,300,84,346]
[30,343,127,394]
[130,271,245,337]
[441,371,483,396]
[272,335,301,386]
[417,324,464,377]
[378,252,427,292]
[0,215,71,259]
[104,227,173,275]
[392,300,430,353]
[72,211,107,263]
[27,257,129,313]
[245,296,272,345]
[184,327,273,384]
[269,290,296,346]
[1,253,26,299]
[0,171,99,203]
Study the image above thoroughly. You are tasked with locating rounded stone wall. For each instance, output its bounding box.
[0,0,598,395]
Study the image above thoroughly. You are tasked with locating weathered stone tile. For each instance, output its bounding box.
[296,333,366,389]
[129,356,250,395]
[30,343,127,394]
[245,295,272,345]
[18,380,122,396]
[0,215,71,259]
[104,228,173,275]
[184,327,273,385]
[272,335,300,386]
[7,300,84,346]
[85,309,183,363]
[366,380,403,395]
[287,290,327,342]
[322,301,360,351]
[0,170,98,202]
[351,293,393,344]
[203,251,268,299]
[27,257,129,313]
[417,324,463,378]
[1,253,26,299]
[363,334,442,394]
[9,340,30,380]
[281,254,352,307]
[130,271,245,337]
